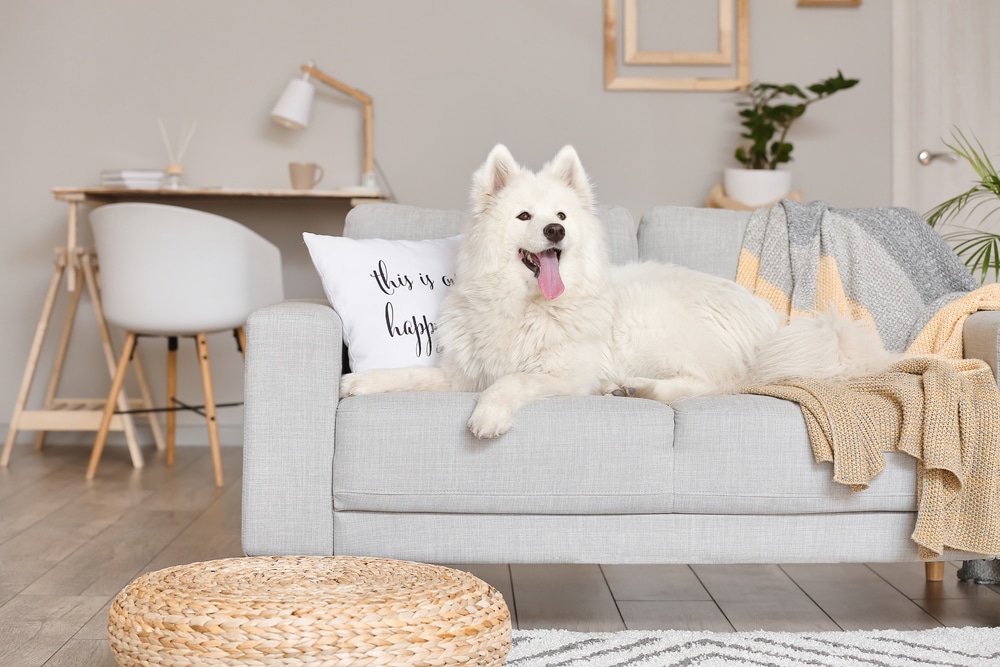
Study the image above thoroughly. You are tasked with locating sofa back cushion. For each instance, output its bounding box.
[345,203,638,264]
[638,206,751,280]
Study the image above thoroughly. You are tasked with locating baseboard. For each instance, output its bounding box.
[3,423,244,447]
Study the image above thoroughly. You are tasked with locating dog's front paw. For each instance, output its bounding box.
[339,372,386,398]
[467,399,516,439]
[601,381,637,397]
[340,373,362,398]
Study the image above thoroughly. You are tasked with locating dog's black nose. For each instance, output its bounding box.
[544,223,565,243]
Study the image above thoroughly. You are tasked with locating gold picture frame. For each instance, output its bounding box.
[624,0,733,65]
[604,0,750,91]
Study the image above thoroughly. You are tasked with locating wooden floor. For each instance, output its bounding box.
[2,444,999,667]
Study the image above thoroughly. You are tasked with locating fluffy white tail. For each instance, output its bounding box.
[749,311,899,386]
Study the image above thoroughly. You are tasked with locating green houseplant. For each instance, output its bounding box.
[926,129,1000,283]
[724,70,859,207]
[733,70,860,170]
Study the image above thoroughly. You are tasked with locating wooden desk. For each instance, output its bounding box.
[52,186,385,291]
[2,187,385,468]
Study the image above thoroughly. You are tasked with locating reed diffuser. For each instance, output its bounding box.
[158,119,197,190]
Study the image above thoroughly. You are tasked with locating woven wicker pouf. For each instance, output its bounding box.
[108,556,511,667]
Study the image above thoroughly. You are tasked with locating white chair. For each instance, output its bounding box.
[87,203,284,486]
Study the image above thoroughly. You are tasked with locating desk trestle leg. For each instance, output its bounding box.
[2,248,157,468]
[2,250,68,466]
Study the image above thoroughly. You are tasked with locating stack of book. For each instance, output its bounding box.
[100,169,165,189]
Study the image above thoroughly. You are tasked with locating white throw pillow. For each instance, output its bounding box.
[303,232,462,372]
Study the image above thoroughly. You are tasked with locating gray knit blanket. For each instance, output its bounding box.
[736,200,977,352]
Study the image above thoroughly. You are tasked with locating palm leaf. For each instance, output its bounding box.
[944,129,1000,195]
[924,129,1000,282]
[928,186,1000,228]
[942,229,1000,284]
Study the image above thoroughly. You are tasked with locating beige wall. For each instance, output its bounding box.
[0,1,893,445]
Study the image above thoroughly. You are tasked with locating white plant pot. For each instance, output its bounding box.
[724,168,793,207]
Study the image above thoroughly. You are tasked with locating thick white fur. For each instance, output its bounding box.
[341,145,897,438]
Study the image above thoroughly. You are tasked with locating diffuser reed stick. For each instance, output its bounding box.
[158,119,198,189]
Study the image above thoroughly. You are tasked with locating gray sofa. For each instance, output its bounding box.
[242,203,1000,572]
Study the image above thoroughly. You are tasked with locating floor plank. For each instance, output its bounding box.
[510,564,624,631]
[868,561,1000,600]
[0,447,66,500]
[618,600,735,631]
[693,564,839,632]
[781,563,943,631]
[0,474,151,607]
[73,599,115,644]
[21,506,198,598]
[913,596,1000,627]
[602,564,711,601]
[137,448,242,511]
[43,639,117,667]
[0,594,107,667]
[0,466,90,545]
[141,474,244,571]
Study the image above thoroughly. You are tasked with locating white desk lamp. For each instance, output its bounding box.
[271,62,378,193]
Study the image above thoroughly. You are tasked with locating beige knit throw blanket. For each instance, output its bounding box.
[744,358,1000,560]
[738,201,1000,560]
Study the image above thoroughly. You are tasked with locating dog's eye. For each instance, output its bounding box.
[517,211,532,221]
[557,212,566,221]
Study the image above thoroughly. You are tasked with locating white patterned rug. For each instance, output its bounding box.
[508,627,1000,666]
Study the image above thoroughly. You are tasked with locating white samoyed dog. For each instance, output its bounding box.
[341,144,895,438]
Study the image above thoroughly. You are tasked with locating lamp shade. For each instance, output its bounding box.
[271,78,315,129]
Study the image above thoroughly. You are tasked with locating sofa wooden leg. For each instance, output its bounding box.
[925,561,945,582]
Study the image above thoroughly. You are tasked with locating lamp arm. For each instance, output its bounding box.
[301,64,375,181]
[301,64,371,104]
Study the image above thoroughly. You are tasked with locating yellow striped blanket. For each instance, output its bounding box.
[738,201,1000,559]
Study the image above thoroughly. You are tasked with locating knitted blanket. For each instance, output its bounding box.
[745,358,1000,560]
[735,200,997,356]
[738,201,1000,559]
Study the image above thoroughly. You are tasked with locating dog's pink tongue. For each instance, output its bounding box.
[537,249,564,300]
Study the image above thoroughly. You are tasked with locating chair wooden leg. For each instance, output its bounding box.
[132,345,165,452]
[87,332,137,481]
[83,254,142,468]
[235,327,247,360]
[925,561,945,582]
[166,336,178,466]
[195,333,224,487]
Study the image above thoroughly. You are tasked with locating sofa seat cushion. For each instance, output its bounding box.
[671,395,918,514]
[334,393,674,514]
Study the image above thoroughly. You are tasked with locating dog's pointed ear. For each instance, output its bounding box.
[472,144,519,215]
[545,145,594,211]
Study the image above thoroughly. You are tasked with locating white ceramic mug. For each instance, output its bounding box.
[289,162,324,190]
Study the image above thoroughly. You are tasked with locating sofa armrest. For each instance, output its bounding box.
[963,310,1000,384]
[242,300,342,556]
